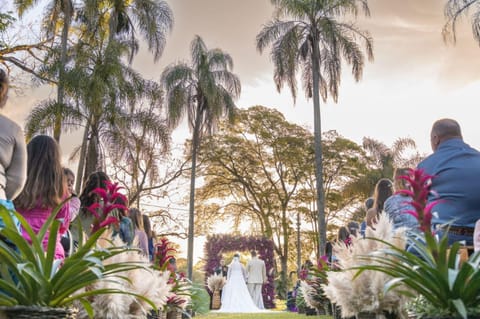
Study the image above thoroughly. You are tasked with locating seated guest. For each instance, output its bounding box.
[384,167,419,231]
[14,135,71,260]
[360,197,374,237]
[417,118,480,246]
[366,179,393,229]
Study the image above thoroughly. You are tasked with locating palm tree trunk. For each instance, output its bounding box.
[187,113,202,281]
[75,121,90,194]
[84,126,99,183]
[53,0,72,142]
[311,39,327,257]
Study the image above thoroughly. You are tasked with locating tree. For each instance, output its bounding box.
[196,106,312,298]
[256,0,373,255]
[359,136,423,193]
[160,35,241,280]
[443,0,480,44]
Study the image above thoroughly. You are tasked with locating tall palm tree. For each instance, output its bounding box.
[256,0,373,255]
[161,35,241,280]
[444,0,480,44]
[14,0,74,142]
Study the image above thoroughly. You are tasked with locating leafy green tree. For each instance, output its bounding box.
[161,35,241,280]
[256,0,374,255]
[196,106,312,298]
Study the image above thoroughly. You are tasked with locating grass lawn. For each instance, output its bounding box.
[195,312,331,319]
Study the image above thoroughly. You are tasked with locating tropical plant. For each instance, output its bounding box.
[443,0,480,45]
[161,35,241,280]
[355,169,480,319]
[322,214,410,318]
[256,0,374,256]
[0,205,154,318]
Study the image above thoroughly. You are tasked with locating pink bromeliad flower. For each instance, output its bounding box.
[86,180,126,234]
[397,168,440,236]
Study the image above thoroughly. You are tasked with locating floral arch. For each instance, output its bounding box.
[204,234,276,309]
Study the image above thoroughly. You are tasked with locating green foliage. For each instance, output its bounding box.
[0,12,15,33]
[189,283,210,315]
[0,206,154,316]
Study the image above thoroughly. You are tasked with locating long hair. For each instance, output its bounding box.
[393,167,410,192]
[0,69,9,108]
[372,178,393,213]
[15,135,64,210]
[79,171,109,213]
[142,214,152,238]
[129,208,144,230]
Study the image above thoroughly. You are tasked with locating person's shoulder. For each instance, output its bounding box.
[0,115,22,134]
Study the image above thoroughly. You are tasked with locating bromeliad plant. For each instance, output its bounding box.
[355,168,480,319]
[0,183,155,318]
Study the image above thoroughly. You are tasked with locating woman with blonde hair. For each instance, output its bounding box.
[14,135,70,260]
[384,168,419,230]
[0,69,27,234]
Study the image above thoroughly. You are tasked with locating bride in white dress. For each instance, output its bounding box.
[217,254,263,313]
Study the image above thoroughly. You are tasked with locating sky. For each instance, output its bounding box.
[6,0,480,155]
[4,0,480,260]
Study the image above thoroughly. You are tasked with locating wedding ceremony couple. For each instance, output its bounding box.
[217,250,268,313]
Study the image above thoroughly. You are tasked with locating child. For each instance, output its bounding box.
[14,135,71,260]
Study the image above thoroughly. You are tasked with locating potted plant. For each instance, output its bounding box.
[322,214,411,319]
[206,273,226,309]
[299,257,331,315]
[0,182,156,319]
[355,169,480,319]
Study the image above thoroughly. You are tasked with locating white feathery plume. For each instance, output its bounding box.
[322,213,410,318]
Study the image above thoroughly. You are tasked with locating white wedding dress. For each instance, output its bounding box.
[217,257,263,313]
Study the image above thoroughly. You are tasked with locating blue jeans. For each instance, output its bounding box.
[435,229,473,246]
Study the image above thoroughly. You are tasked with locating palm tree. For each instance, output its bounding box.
[14,0,74,142]
[256,0,373,255]
[443,0,480,44]
[161,35,241,280]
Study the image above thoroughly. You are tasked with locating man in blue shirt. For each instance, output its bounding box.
[417,118,480,246]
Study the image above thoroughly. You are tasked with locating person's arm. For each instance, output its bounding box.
[262,261,267,283]
[5,127,27,200]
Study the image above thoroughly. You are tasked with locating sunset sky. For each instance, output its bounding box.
[6,0,480,156]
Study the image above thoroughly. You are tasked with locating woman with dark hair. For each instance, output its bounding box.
[70,171,110,243]
[129,208,148,255]
[366,178,393,229]
[14,135,70,260]
[0,69,27,234]
[142,214,154,260]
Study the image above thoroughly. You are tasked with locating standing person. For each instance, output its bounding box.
[129,208,148,256]
[218,253,261,313]
[365,179,393,229]
[142,214,154,261]
[214,258,228,278]
[246,250,267,309]
[14,135,71,260]
[0,69,27,234]
[417,118,480,246]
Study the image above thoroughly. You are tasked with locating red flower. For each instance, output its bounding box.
[88,180,124,234]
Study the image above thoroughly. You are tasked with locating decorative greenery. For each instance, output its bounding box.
[355,168,480,319]
[203,234,275,308]
[323,213,410,318]
[0,205,152,317]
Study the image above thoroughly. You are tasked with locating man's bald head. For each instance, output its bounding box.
[430,118,462,151]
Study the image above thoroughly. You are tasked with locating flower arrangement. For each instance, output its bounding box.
[154,237,191,313]
[355,169,480,319]
[299,257,330,315]
[206,273,226,292]
[322,213,410,318]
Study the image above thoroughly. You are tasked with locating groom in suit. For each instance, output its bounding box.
[246,250,267,309]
